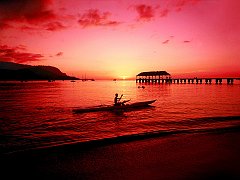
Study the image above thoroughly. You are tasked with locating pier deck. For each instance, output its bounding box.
[136,71,239,84]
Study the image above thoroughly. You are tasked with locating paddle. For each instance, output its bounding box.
[121,99,131,105]
[119,94,123,100]
[117,94,130,105]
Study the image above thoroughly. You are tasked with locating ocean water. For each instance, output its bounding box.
[1,80,240,154]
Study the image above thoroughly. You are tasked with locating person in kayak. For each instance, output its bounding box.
[114,93,123,106]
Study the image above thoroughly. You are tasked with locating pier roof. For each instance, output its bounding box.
[137,71,170,76]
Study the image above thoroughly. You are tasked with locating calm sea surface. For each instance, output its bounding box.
[1,80,240,154]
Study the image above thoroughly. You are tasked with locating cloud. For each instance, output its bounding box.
[45,21,67,31]
[133,1,200,22]
[78,9,121,28]
[0,0,69,32]
[183,40,191,43]
[20,25,38,31]
[0,0,55,23]
[135,4,155,21]
[175,0,200,12]
[0,22,12,30]
[56,52,63,56]
[19,21,67,32]
[15,45,27,51]
[0,45,44,63]
[159,9,169,17]
[162,40,169,44]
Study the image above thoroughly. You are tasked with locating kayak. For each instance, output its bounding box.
[73,99,156,113]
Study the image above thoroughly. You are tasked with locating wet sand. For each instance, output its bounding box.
[2,130,240,180]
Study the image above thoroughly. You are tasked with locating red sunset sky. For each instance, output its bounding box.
[0,0,239,79]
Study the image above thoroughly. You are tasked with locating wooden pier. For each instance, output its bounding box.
[136,71,239,84]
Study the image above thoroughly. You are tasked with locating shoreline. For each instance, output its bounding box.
[2,123,240,157]
[2,129,240,179]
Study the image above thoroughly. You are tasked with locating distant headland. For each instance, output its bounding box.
[0,61,79,81]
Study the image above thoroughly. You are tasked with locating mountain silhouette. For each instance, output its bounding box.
[0,61,79,80]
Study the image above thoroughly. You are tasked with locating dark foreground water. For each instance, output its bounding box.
[1,80,240,154]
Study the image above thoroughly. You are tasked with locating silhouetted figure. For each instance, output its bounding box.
[114,93,123,106]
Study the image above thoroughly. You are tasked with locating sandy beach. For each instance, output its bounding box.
[2,129,240,180]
